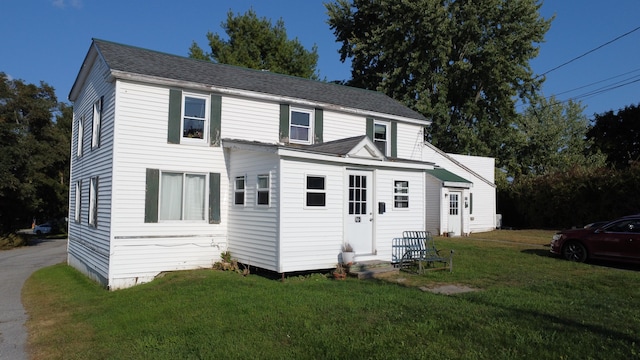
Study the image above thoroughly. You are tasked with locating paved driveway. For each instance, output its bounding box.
[0,237,67,360]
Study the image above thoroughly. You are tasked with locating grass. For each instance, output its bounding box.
[23,229,640,359]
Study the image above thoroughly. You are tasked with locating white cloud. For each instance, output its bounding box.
[52,0,83,9]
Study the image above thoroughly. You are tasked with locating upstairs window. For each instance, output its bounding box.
[77,115,84,157]
[182,94,208,144]
[394,180,409,208]
[374,121,389,155]
[290,108,313,144]
[306,176,326,207]
[257,174,270,206]
[92,97,103,148]
[234,176,245,205]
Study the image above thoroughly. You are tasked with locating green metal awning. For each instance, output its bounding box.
[425,168,472,188]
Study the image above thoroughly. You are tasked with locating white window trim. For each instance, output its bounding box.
[256,174,270,206]
[304,174,327,209]
[88,177,97,227]
[393,180,409,210]
[91,98,101,149]
[374,120,390,156]
[181,92,210,145]
[77,115,84,157]
[234,175,246,206]
[289,107,314,145]
[158,171,208,222]
[74,180,81,222]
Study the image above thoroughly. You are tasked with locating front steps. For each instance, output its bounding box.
[348,260,398,279]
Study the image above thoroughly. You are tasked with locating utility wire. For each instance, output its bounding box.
[537,24,640,78]
[550,67,640,98]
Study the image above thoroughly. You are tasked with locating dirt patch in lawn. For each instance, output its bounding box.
[419,284,479,295]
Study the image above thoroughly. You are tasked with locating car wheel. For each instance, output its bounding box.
[35,230,42,235]
[562,241,588,262]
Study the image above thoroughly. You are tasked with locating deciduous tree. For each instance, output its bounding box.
[326,0,552,167]
[587,104,640,169]
[190,9,320,79]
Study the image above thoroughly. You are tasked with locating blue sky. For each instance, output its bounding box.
[2,0,639,117]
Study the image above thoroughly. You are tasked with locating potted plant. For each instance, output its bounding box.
[333,263,347,280]
[341,243,355,265]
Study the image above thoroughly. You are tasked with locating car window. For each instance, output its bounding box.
[605,219,640,233]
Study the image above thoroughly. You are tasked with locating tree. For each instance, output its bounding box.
[326,0,552,167]
[587,104,640,169]
[189,9,320,79]
[505,95,606,178]
[0,73,70,233]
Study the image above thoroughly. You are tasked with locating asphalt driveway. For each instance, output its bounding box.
[0,236,67,360]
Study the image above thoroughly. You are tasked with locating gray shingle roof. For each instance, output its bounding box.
[89,39,426,121]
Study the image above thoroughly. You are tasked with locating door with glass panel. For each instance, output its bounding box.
[345,170,373,255]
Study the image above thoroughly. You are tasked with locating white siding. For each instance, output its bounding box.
[107,80,228,288]
[373,169,426,260]
[221,96,280,143]
[227,149,280,271]
[448,154,495,184]
[395,122,426,161]
[68,55,114,285]
[278,160,345,272]
[322,111,365,142]
[421,144,497,233]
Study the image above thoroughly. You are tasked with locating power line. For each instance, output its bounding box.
[537,24,640,78]
[550,67,640,98]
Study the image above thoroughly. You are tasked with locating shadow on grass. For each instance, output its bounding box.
[522,248,640,272]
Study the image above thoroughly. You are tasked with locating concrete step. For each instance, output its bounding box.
[348,260,398,279]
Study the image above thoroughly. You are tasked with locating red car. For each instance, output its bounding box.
[550,215,640,263]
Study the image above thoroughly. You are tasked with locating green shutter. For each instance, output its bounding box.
[145,169,159,223]
[279,104,290,143]
[366,117,374,140]
[209,173,221,224]
[391,121,398,157]
[470,193,473,215]
[210,94,222,146]
[168,89,182,144]
[314,108,323,144]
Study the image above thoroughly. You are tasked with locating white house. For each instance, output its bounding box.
[68,39,496,289]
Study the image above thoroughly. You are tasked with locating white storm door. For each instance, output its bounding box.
[345,170,373,255]
[448,191,462,236]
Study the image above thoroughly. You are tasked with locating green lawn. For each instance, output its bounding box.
[23,230,640,359]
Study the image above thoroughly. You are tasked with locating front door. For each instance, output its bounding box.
[447,191,462,236]
[345,170,373,255]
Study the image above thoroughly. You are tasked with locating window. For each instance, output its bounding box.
[374,121,389,155]
[182,94,208,143]
[257,174,270,205]
[348,175,367,215]
[234,176,245,205]
[88,177,98,227]
[74,181,81,222]
[77,115,84,157]
[160,172,206,221]
[306,176,326,207]
[394,180,409,208]
[92,97,102,148]
[290,108,313,144]
[449,193,459,215]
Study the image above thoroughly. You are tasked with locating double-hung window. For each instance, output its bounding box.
[88,177,98,227]
[74,181,81,222]
[257,174,270,206]
[290,108,313,144]
[160,172,206,221]
[92,97,103,148]
[306,176,326,207]
[77,115,84,157]
[182,94,209,144]
[234,176,245,205]
[394,180,409,208]
[374,121,389,155]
